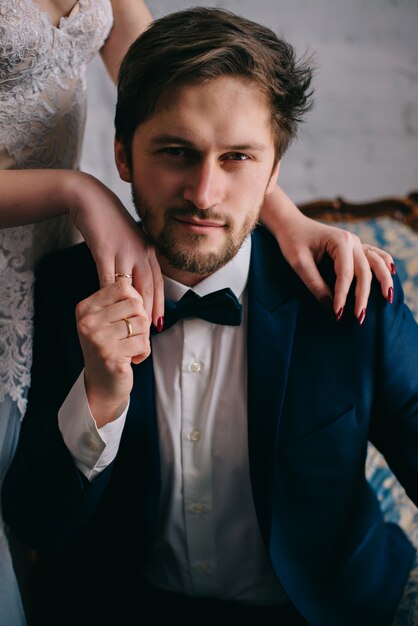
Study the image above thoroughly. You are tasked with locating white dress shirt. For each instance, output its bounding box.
[58,236,287,605]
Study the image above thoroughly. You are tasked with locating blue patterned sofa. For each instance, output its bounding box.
[300,192,418,625]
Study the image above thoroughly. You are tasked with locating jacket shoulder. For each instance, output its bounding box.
[251,225,337,297]
[35,242,99,303]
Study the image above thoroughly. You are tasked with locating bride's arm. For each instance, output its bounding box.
[100,0,153,83]
[0,169,163,328]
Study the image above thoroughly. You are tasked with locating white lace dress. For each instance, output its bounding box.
[0,2,113,624]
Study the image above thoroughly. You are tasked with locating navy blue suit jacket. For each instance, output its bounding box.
[3,226,418,626]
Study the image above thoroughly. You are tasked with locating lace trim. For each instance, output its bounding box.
[0,227,35,417]
[0,0,113,169]
[0,0,113,417]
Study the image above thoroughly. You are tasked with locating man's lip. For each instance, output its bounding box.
[174,217,225,228]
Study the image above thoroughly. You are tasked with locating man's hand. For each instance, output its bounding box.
[75,276,150,427]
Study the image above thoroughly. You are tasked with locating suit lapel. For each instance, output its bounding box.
[247,228,299,538]
[127,352,161,538]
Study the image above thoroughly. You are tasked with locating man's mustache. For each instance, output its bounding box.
[165,205,230,224]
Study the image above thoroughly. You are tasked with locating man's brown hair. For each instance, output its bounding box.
[115,7,313,164]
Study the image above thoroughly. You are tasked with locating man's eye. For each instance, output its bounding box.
[223,152,250,161]
[162,147,189,158]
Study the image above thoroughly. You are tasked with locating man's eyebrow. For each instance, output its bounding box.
[150,134,195,147]
[149,134,266,152]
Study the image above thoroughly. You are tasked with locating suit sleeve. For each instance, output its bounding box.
[369,273,418,504]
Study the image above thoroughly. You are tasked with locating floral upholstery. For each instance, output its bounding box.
[335,217,418,625]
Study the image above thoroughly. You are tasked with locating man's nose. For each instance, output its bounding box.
[182,160,224,210]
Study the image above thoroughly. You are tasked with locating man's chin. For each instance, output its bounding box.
[152,220,252,276]
[161,244,234,276]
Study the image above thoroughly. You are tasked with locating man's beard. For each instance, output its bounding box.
[132,188,259,275]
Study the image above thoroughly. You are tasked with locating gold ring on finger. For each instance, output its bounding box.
[115,272,133,279]
[123,318,133,338]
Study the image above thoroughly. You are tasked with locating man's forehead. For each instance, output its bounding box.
[134,76,274,148]
[154,75,269,110]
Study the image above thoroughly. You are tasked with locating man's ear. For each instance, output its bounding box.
[265,160,281,195]
[114,138,132,183]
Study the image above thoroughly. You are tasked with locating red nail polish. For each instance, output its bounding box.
[390,263,396,275]
[336,306,344,321]
[358,308,367,326]
[387,286,394,304]
[157,316,164,333]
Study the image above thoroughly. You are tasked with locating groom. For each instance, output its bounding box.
[3,7,418,626]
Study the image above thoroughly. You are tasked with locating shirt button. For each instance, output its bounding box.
[191,503,205,513]
[189,429,201,442]
[190,360,203,373]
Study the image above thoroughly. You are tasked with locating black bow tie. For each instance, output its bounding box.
[156,287,242,332]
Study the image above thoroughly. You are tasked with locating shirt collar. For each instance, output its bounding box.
[163,236,252,303]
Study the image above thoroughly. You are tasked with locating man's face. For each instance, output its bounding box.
[115,76,280,285]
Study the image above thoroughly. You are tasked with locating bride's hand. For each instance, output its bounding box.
[261,186,395,322]
[69,172,164,330]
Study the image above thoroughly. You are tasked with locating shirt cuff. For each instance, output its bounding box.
[58,370,129,480]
